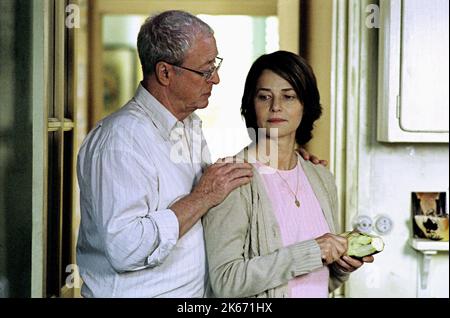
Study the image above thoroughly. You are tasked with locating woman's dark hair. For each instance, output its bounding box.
[241,50,322,146]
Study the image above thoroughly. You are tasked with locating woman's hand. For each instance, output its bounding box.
[315,233,348,265]
[335,255,375,273]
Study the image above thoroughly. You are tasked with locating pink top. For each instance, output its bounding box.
[256,160,330,298]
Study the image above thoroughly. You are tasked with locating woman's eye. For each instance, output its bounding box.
[285,95,297,100]
[257,95,271,101]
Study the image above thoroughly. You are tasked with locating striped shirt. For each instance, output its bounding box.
[76,84,211,297]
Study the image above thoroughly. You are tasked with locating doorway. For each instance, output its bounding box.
[89,0,300,160]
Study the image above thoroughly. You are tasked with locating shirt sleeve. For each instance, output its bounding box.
[88,148,179,273]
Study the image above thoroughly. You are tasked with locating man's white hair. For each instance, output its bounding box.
[137,10,214,76]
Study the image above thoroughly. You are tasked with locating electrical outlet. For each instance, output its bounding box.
[374,215,393,235]
[353,215,373,233]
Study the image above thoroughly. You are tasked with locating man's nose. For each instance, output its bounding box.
[209,70,220,85]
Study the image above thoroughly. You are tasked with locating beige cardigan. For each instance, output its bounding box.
[202,156,350,298]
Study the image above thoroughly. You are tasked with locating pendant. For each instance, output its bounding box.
[295,198,300,207]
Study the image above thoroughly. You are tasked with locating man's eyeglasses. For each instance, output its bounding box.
[166,57,223,81]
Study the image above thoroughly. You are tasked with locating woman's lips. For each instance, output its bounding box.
[267,118,287,123]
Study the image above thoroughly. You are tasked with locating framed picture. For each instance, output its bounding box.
[412,192,449,241]
[103,45,138,118]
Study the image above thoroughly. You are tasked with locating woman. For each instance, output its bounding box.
[203,51,373,298]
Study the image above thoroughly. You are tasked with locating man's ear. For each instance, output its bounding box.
[154,61,171,86]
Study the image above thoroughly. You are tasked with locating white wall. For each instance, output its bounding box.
[347,142,449,298]
[330,0,449,298]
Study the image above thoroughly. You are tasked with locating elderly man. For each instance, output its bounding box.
[76,10,321,298]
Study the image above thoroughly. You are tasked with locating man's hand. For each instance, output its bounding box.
[193,159,253,208]
[315,233,348,265]
[297,147,328,166]
[335,255,374,273]
[170,158,252,237]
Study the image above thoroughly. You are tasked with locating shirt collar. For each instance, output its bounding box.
[133,83,203,140]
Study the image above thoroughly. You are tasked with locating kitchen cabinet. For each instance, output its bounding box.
[377,0,449,142]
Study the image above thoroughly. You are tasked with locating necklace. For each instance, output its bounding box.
[275,163,300,208]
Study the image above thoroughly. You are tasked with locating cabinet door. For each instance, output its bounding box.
[378,0,449,142]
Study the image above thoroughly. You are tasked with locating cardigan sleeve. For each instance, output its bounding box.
[314,165,351,292]
[329,263,350,292]
[202,185,323,298]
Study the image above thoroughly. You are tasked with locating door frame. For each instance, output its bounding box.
[88,0,299,126]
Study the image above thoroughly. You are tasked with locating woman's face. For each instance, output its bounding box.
[254,70,303,141]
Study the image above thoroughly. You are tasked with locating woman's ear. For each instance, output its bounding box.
[154,61,171,86]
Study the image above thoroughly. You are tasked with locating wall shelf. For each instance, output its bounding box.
[409,238,449,297]
[410,238,449,252]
